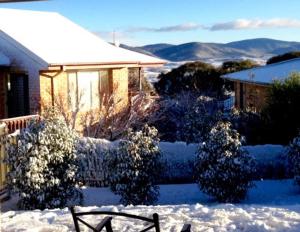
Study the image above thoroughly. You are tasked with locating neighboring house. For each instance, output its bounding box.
[222,58,300,111]
[0,8,165,121]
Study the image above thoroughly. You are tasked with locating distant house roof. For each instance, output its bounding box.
[0,52,10,66]
[222,58,300,85]
[0,8,165,67]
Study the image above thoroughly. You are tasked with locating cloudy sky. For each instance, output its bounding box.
[2,0,300,46]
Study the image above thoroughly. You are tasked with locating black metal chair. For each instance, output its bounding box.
[70,206,191,232]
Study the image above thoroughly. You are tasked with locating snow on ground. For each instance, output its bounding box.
[1,180,300,231]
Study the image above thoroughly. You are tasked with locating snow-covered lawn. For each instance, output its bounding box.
[1,179,300,231]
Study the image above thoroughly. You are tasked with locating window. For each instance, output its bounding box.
[68,70,110,111]
[77,72,99,110]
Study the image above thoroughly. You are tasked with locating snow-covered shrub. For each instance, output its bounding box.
[195,121,255,202]
[77,137,110,187]
[287,133,300,185]
[5,108,82,210]
[106,124,161,205]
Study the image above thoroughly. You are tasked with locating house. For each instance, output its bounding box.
[221,58,300,111]
[0,8,165,123]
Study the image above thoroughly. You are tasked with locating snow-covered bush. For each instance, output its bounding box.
[287,133,300,185]
[106,124,161,205]
[195,121,255,202]
[5,108,82,209]
[77,137,111,187]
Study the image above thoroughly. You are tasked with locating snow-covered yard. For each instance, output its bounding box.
[1,179,300,232]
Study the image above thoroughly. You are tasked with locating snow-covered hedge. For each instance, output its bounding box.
[77,137,118,187]
[287,133,300,185]
[77,139,287,185]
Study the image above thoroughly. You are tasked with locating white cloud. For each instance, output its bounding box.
[127,23,204,33]
[210,18,300,31]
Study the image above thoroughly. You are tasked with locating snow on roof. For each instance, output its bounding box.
[0,8,165,66]
[0,52,10,66]
[222,58,300,85]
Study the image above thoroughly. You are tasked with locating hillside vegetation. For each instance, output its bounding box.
[154,60,258,96]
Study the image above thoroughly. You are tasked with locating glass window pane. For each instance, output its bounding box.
[77,72,99,110]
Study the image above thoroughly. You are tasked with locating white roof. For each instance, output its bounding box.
[0,8,165,66]
[0,52,10,66]
[222,58,300,85]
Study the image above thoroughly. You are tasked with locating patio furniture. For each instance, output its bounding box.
[70,206,191,232]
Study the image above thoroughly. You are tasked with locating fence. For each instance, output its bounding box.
[0,123,9,201]
[217,96,235,111]
[0,114,40,133]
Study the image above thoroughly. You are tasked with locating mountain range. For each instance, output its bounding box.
[121,38,300,62]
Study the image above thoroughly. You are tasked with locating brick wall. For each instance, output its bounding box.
[112,67,129,113]
[40,71,69,109]
[40,68,130,131]
[234,81,269,111]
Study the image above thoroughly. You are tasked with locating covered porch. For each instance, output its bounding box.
[0,53,30,119]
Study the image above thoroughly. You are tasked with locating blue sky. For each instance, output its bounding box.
[2,0,300,46]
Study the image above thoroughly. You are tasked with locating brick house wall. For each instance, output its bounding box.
[112,68,129,113]
[234,81,269,111]
[39,67,129,130]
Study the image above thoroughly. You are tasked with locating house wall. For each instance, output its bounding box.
[234,81,269,111]
[0,32,48,115]
[40,71,68,108]
[112,68,129,113]
[40,67,129,130]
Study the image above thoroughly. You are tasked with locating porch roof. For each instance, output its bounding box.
[0,8,166,68]
[222,58,300,85]
[0,52,10,66]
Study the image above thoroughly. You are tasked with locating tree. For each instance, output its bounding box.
[262,73,300,144]
[5,108,82,209]
[154,61,223,96]
[106,125,161,205]
[267,51,300,65]
[154,60,258,97]
[220,60,259,73]
[182,96,220,144]
[194,122,254,202]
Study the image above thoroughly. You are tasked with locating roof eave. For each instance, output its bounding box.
[47,61,166,70]
[221,75,270,86]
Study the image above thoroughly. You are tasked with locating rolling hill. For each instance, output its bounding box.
[122,38,300,62]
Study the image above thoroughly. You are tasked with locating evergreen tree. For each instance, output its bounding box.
[6,108,82,209]
[106,125,161,205]
[195,122,254,202]
[262,73,300,144]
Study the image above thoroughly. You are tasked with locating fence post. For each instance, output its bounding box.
[0,123,9,201]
